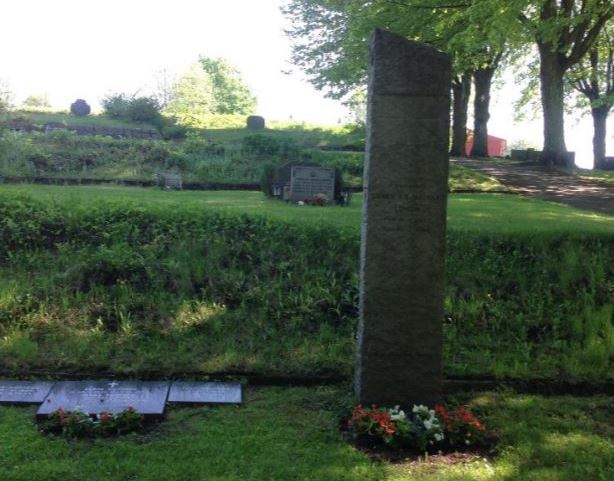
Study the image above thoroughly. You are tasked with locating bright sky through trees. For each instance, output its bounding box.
[0,0,610,167]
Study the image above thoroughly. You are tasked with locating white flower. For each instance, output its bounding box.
[389,405,406,421]
[423,419,433,430]
[434,433,444,442]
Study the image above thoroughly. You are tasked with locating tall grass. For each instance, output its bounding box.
[0,191,611,380]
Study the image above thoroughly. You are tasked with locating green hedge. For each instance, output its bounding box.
[0,194,612,380]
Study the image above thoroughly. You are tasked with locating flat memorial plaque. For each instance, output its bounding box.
[168,382,242,404]
[0,380,55,404]
[37,380,170,417]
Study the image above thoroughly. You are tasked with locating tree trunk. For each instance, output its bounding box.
[592,105,609,170]
[538,44,570,166]
[450,72,471,157]
[470,67,495,158]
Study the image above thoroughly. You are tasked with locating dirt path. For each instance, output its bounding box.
[454,159,614,216]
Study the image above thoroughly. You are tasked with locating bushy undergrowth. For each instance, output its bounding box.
[0,194,611,380]
[0,130,359,184]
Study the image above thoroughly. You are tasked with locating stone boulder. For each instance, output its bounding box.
[246,115,265,130]
[70,99,91,116]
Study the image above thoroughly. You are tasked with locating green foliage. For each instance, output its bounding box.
[260,163,276,197]
[126,97,161,123]
[22,94,51,109]
[0,130,177,178]
[0,79,13,112]
[101,93,130,119]
[165,57,257,126]
[165,62,214,123]
[41,408,144,438]
[0,190,611,380]
[241,134,302,161]
[6,110,158,129]
[199,56,257,115]
[102,94,163,125]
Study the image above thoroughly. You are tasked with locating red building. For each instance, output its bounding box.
[465,130,507,157]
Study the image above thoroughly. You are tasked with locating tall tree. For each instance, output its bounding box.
[22,94,51,109]
[569,24,613,169]
[199,56,257,115]
[438,3,510,158]
[470,54,502,157]
[450,72,472,156]
[519,0,612,165]
[284,1,510,158]
[165,63,215,123]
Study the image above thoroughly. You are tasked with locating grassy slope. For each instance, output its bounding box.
[201,125,363,148]
[8,111,157,130]
[449,164,508,192]
[1,184,611,234]
[564,167,614,187]
[0,388,612,481]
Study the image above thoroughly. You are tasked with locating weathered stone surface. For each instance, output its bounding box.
[289,166,335,203]
[168,382,242,404]
[355,29,451,407]
[37,381,170,417]
[70,99,91,116]
[0,380,54,404]
[246,115,265,129]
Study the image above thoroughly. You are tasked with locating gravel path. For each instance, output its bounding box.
[454,159,614,216]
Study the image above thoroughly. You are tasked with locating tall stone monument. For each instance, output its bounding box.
[355,30,451,407]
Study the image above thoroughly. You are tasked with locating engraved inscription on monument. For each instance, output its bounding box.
[37,381,170,416]
[0,380,55,404]
[168,382,242,404]
[289,166,335,202]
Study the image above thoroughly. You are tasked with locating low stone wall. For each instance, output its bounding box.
[0,175,260,191]
[2,120,161,140]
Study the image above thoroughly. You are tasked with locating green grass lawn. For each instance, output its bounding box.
[449,164,508,192]
[1,184,612,234]
[0,387,611,481]
[562,167,614,187]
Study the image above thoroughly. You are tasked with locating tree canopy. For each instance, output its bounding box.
[284,0,613,165]
[164,57,257,123]
[199,56,257,115]
[165,63,215,123]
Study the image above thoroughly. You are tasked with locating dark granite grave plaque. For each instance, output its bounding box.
[37,381,170,417]
[168,382,242,404]
[0,380,55,404]
[289,166,335,202]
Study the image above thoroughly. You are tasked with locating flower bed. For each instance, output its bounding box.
[345,403,496,457]
[40,407,145,438]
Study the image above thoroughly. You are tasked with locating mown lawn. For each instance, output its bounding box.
[1,184,612,234]
[0,387,611,481]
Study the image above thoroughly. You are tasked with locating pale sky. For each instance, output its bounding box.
[0,0,610,168]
